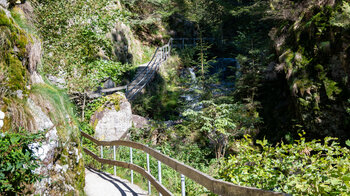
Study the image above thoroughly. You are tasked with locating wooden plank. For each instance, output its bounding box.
[101,86,127,93]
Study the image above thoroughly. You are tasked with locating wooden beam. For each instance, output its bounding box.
[101,86,127,93]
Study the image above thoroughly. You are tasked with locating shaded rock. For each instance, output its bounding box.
[30,71,44,84]
[27,36,42,74]
[110,21,142,64]
[132,115,149,129]
[48,74,66,89]
[0,0,9,8]
[103,79,115,89]
[90,93,132,141]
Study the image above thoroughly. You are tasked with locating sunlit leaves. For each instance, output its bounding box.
[182,100,261,158]
[219,135,350,195]
[0,130,44,194]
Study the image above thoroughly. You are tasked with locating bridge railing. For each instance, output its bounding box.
[125,39,173,100]
[172,37,224,49]
[81,131,286,196]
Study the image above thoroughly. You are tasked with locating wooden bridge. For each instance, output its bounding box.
[91,37,226,100]
[125,39,172,100]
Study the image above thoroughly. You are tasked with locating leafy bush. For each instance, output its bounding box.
[219,133,350,195]
[0,130,44,195]
[88,60,136,86]
[183,100,261,159]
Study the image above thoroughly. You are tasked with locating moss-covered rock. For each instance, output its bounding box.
[1,4,85,195]
[89,93,132,141]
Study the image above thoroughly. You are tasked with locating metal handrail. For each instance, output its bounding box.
[126,38,173,100]
[126,57,158,98]
[126,47,160,94]
[83,147,172,196]
[81,131,286,196]
[127,54,161,100]
[128,52,162,100]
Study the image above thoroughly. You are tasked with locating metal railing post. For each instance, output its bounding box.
[100,146,103,169]
[147,152,151,195]
[170,39,172,56]
[181,174,186,196]
[158,160,162,196]
[130,147,133,184]
[113,145,116,176]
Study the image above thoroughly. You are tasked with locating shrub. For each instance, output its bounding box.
[0,129,44,195]
[219,133,350,195]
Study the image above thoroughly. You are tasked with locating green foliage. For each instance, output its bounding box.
[90,60,136,84]
[178,47,197,68]
[323,78,342,100]
[0,129,44,195]
[31,83,79,140]
[31,0,134,92]
[132,55,182,120]
[183,100,261,158]
[330,2,350,28]
[0,9,31,97]
[219,134,350,195]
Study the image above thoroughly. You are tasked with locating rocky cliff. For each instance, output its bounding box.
[269,0,350,139]
[0,1,84,194]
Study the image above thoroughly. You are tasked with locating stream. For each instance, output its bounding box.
[181,58,239,110]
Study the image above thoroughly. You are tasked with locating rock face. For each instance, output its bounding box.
[0,0,9,8]
[0,2,84,194]
[90,93,132,141]
[110,21,142,64]
[132,115,149,129]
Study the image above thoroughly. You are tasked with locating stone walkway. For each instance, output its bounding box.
[84,167,148,196]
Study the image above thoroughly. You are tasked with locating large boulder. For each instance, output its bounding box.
[90,93,132,141]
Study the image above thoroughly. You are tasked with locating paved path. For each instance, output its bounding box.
[84,167,148,196]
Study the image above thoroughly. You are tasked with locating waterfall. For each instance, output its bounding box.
[188,68,197,83]
[179,67,202,110]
